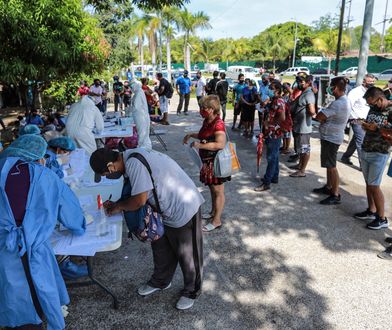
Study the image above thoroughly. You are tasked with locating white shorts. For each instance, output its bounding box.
[159,96,169,114]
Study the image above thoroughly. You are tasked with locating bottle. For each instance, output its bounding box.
[96,195,109,236]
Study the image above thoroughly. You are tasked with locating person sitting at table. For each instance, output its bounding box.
[45,136,76,179]
[125,80,152,150]
[0,134,86,330]
[89,147,204,310]
[66,94,104,155]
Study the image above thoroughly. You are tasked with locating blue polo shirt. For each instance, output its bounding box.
[176,76,192,94]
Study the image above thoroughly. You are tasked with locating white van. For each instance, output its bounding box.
[227,66,256,80]
[280,67,310,76]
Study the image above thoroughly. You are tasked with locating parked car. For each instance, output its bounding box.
[377,69,392,81]
[311,68,329,75]
[280,67,310,76]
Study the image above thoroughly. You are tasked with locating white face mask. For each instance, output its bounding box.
[56,153,70,165]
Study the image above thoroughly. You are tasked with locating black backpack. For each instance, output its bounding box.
[164,79,174,99]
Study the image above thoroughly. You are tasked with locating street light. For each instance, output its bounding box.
[292,19,298,67]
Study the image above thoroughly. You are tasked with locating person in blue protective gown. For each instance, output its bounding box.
[45,137,76,179]
[0,134,86,330]
[19,124,41,136]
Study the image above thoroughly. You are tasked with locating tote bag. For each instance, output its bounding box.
[213,132,240,178]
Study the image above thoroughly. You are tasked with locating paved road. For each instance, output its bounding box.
[66,95,392,330]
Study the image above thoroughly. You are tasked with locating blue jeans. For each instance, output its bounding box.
[342,123,366,163]
[263,137,282,185]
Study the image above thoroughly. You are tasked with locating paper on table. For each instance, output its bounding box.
[184,144,202,170]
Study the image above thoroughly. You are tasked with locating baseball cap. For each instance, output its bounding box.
[183,70,189,75]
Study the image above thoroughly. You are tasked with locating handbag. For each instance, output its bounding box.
[122,153,164,242]
[213,131,240,178]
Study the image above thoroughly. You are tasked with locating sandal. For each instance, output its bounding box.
[289,171,306,178]
[202,213,214,220]
[202,223,222,232]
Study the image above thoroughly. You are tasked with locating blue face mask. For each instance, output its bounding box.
[268,90,275,98]
[326,86,334,96]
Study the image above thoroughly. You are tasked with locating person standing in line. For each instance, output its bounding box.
[383,78,392,100]
[176,70,192,115]
[280,82,293,154]
[113,76,124,112]
[240,80,259,137]
[255,82,285,192]
[232,74,246,130]
[216,72,229,121]
[353,87,392,230]
[205,71,219,96]
[89,147,204,310]
[123,81,132,109]
[101,81,108,114]
[183,95,229,232]
[340,74,375,166]
[89,79,104,113]
[195,71,206,108]
[289,75,316,178]
[156,73,171,125]
[257,74,271,131]
[313,77,351,205]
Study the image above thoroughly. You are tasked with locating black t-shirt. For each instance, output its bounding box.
[206,78,219,95]
[158,78,171,96]
[113,81,123,95]
[216,80,229,102]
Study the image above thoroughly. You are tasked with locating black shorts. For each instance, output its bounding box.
[241,103,256,122]
[320,139,340,168]
[293,132,311,154]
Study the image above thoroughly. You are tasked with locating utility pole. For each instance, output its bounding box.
[292,19,298,67]
[335,0,346,75]
[380,0,390,53]
[356,0,375,86]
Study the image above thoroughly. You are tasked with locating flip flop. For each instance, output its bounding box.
[202,223,222,232]
[289,171,306,178]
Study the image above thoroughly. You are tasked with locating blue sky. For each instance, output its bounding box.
[186,0,390,39]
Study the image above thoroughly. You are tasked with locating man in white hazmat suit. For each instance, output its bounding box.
[66,96,104,155]
[126,80,152,150]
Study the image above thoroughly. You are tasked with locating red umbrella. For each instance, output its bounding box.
[257,133,264,173]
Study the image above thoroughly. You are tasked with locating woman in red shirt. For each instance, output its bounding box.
[183,95,230,232]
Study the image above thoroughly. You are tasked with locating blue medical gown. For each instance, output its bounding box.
[45,149,64,179]
[0,157,86,329]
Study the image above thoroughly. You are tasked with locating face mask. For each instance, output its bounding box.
[106,171,122,180]
[268,90,275,98]
[200,109,209,118]
[262,80,269,86]
[326,86,334,96]
[95,82,100,86]
[297,84,304,91]
[239,80,244,84]
[364,83,374,89]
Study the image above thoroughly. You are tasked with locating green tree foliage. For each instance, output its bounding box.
[0,0,109,83]
[311,13,340,32]
[88,0,189,11]
[385,26,392,53]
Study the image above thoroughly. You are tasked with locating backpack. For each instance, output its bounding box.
[164,79,174,99]
[122,153,164,242]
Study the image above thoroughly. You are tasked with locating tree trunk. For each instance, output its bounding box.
[141,41,144,76]
[167,35,172,83]
[186,44,191,71]
[152,35,157,77]
[183,33,188,69]
[273,57,276,73]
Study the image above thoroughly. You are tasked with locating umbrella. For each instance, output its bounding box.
[256,133,264,173]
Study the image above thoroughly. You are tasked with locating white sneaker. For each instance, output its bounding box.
[137,283,171,296]
[176,296,195,310]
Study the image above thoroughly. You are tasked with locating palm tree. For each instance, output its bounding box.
[264,33,291,73]
[144,14,161,76]
[313,29,350,74]
[134,17,148,75]
[161,6,179,82]
[175,9,211,70]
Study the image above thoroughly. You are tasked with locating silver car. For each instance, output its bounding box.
[377,69,392,81]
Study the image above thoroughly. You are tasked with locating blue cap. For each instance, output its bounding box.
[48,136,76,151]
[19,124,40,135]
[2,134,47,162]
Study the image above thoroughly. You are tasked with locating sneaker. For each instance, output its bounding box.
[137,283,171,296]
[319,194,341,205]
[184,112,189,116]
[367,217,389,230]
[354,209,377,220]
[254,184,270,192]
[385,237,392,244]
[312,185,331,195]
[271,178,279,184]
[377,246,392,260]
[340,157,353,165]
[176,112,181,116]
[60,260,88,280]
[176,296,195,310]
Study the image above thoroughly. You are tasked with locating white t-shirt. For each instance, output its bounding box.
[319,95,351,145]
[89,85,103,105]
[347,85,369,119]
[196,77,207,97]
[123,148,205,228]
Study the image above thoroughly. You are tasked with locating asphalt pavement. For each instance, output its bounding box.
[65,95,392,330]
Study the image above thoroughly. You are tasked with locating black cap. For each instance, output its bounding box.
[90,148,120,175]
